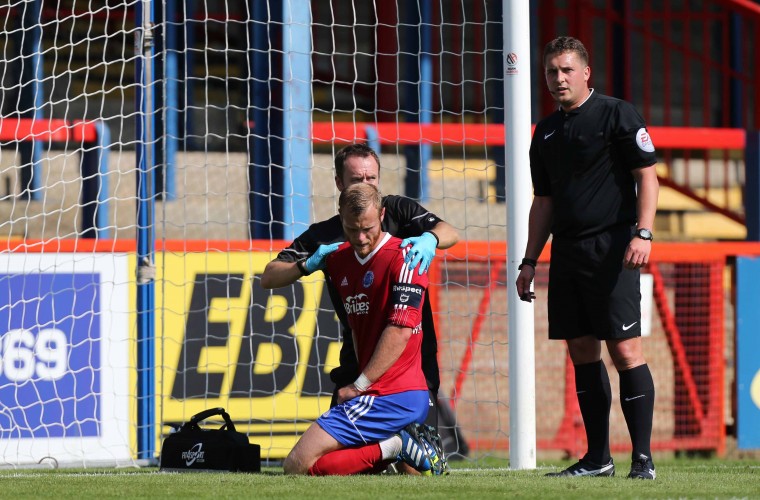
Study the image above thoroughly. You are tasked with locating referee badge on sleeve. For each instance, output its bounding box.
[636,128,655,152]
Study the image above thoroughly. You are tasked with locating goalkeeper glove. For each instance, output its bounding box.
[299,242,341,275]
[400,231,438,275]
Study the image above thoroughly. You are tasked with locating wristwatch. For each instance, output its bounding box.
[296,258,312,276]
[518,257,537,271]
[635,228,654,241]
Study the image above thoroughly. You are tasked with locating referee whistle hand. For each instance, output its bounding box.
[304,242,342,273]
[400,232,437,275]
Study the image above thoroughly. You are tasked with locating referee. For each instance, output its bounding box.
[260,143,459,454]
[516,37,659,480]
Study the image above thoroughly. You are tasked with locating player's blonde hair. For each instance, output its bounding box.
[338,183,382,218]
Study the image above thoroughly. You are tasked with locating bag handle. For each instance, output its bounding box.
[185,407,237,432]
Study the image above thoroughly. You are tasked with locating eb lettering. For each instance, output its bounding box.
[170,273,342,399]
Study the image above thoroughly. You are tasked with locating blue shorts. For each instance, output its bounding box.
[316,390,429,447]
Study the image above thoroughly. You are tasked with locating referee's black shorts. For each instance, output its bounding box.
[548,225,641,340]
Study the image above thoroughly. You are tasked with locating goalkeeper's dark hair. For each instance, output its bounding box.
[339,183,383,218]
[543,36,589,67]
[334,143,381,179]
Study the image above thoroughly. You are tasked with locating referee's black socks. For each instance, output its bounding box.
[619,363,655,459]
[574,360,612,465]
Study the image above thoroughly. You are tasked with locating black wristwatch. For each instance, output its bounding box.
[635,228,654,241]
[518,257,537,271]
[296,258,312,276]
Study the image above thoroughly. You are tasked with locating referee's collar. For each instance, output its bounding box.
[560,88,595,115]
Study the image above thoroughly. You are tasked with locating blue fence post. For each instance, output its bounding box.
[135,0,157,462]
[79,121,111,238]
[161,0,179,200]
[417,0,432,202]
[401,0,431,202]
[736,256,760,449]
[183,0,199,150]
[365,126,381,158]
[282,0,312,240]
[746,130,760,241]
[17,0,44,200]
[249,0,284,239]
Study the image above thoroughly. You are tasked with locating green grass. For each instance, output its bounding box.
[1,458,759,499]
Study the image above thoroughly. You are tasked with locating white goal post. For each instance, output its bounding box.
[503,0,537,470]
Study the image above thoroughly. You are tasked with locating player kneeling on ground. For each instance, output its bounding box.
[260,143,459,473]
[282,183,447,476]
[283,184,445,475]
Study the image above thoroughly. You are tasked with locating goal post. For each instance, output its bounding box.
[135,0,158,462]
[503,0,537,470]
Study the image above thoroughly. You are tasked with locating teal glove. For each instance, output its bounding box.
[400,232,438,275]
[303,242,342,274]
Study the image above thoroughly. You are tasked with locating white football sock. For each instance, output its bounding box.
[379,435,403,460]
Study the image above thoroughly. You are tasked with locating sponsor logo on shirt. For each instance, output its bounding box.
[341,276,348,287]
[344,293,370,315]
[392,284,423,295]
[391,284,424,309]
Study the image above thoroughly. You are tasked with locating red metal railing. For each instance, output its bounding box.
[313,121,748,225]
[0,118,99,143]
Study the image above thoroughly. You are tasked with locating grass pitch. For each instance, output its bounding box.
[1,458,759,499]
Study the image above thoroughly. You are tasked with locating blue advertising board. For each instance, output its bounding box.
[737,256,760,449]
[0,273,100,438]
[0,253,130,465]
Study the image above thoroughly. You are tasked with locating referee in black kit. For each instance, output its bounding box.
[516,37,659,480]
[260,143,459,472]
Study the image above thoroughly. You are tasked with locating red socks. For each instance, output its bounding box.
[309,443,391,476]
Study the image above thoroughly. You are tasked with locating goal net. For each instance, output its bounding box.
[0,0,730,467]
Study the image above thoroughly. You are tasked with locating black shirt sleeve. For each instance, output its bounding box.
[612,101,658,170]
[382,195,443,239]
[272,216,344,263]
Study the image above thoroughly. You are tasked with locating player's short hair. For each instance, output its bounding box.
[543,36,589,67]
[334,143,381,180]
[339,183,383,218]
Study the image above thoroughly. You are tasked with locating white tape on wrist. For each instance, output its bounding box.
[353,373,372,392]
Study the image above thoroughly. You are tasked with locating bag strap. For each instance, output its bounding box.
[184,407,237,432]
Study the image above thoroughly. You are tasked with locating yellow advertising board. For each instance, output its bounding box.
[156,252,342,458]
